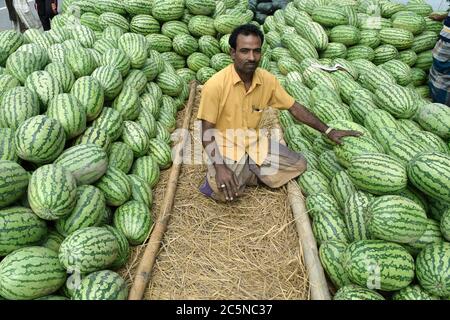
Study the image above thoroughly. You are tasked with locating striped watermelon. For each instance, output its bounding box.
[374,83,417,118]
[297,170,330,196]
[312,6,348,27]
[367,195,428,244]
[44,62,75,93]
[5,51,42,84]
[197,67,217,85]
[125,0,153,15]
[198,35,221,58]
[54,144,108,185]
[0,246,66,300]
[330,170,357,209]
[318,150,343,180]
[312,209,349,245]
[319,241,351,288]
[357,66,396,92]
[441,209,450,241]
[330,25,360,46]
[101,49,131,77]
[98,12,130,31]
[59,226,119,273]
[112,86,140,121]
[0,129,18,162]
[0,206,47,256]
[392,14,426,35]
[15,115,66,164]
[392,285,440,300]
[141,91,161,119]
[146,34,173,53]
[148,138,173,169]
[123,69,147,95]
[156,72,183,97]
[91,107,124,142]
[142,51,164,81]
[333,136,384,168]
[95,167,131,207]
[64,48,97,79]
[131,155,161,188]
[416,242,450,297]
[407,152,450,204]
[397,50,418,67]
[0,30,24,65]
[46,93,87,139]
[128,175,153,209]
[363,109,399,134]
[281,33,319,62]
[108,142,134,174]
[122,121,150,157]
[344,191,373,242]
[306,192,341,220]
[333,285,385,300]
[152,0,185,22]
[409,130,448,154]
[113,200,152,245]
[347,153,407,195]
[25,71,63,108]
[379,59,412,86]
[342,240,415,291]
[0,86,40,130]
[74,127,111,152]
[358,30,380,49]
[91,66,123,101]
[104,225,130,270]
[187,52,211,72]
[28,164,77,220]
[130,15,160,35]
[118,33,148,69]
[402,219,444,255]
[188,15,217,37]
[72,270,128,300]
[386,139,428,165]
[55,185,106,237]
[379,28,414,49]
[70,76,105,121]
[415,103,450,139]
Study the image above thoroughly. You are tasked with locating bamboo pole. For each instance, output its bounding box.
[128,81,198,300]
[287,182,331,300]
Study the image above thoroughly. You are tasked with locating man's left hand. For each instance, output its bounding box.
[327,129,362,145]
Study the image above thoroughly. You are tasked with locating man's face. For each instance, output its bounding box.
[230,34,262,75]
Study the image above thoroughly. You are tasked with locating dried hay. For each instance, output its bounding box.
[119,85,310,300]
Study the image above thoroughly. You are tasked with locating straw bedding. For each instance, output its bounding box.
[119,86,310,300]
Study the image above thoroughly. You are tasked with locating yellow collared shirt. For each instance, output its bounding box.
[197,64,295,165]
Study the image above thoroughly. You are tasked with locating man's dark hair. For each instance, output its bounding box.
[228,24,264,50]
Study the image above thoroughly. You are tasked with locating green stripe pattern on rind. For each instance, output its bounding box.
[415,103,450,139]
[28,164,77,220]
[122,121,150,157]
[0,128,18,162]
[15,115,66,164]
[305,192,341,220]
[40,230,65,253]
[91,66,123,101]
[442,209,450,241]
[55,185,106,237]
[74,127,111,152]
[137,107,157,139]
[0,86,40,130]
[95,167,131,207]
[318,150,343,180]
[386,138,427,165]
[131,155,161,188]
[312,210,349,245]
[333,136,384,168]
[415,242,450,297]
[0,206,47,256]
[108,142,134,174]
[342,240,415,291]
[330,170,357,209]
[319,241,352,289]
[348,153,407,195]
[101,48,130,77]
[91,107,124,141]
[333,284,385,300]
[44,62,75,93]
[54,144,108,185]
[367,195,428,244]
[46,93,87,139]
[0,160,29,208]
[112,86,140,121]
[392,285,440,300]
[402,219,444,256]
[344,191,373,242]
[70,76,105,121]
[374,83,417,118]
[104,226,130,270]
[407,152,450,204]
[128,175,153,209]
[59,227,119,274]
[148,138,173,169]
[72,270,128,300]
[409,130,449,154]
[113,200,152,245]
[0,246,66,300]
[297,169,330,196]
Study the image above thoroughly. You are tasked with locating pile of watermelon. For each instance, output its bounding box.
[0,0,254,300]
[264,0,450,300]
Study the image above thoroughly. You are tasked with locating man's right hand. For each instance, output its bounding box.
[214,164,239,201]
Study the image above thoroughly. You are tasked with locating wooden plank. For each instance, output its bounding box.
[287,182,331,300]
[128,81,198,300]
